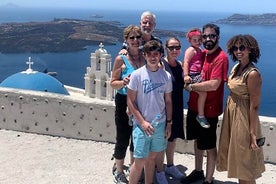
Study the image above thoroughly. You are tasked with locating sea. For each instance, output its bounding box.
[0,7,275,117]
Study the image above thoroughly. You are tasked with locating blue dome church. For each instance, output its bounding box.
[0,57,69,95]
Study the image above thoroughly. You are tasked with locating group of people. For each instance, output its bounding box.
[110,10,265,184]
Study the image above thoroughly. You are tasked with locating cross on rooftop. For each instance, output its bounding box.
[99,42,104,49]
[26,57,34,70]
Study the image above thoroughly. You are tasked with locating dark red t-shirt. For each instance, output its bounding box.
[188,47,229,117]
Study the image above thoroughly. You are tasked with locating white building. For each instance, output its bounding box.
[84,43,114,100]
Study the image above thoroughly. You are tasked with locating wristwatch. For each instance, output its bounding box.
[188,84,193,91]
[166,119,173,125]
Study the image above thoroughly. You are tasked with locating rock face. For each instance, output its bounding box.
[0,18,183,53]
[215,13,276,26]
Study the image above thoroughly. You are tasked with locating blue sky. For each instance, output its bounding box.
[1,0,275,14]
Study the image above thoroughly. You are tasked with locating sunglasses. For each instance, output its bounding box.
[167,46,181,51]
[129,35,142,40]
[202,34,217,39]
[231,45,246,52]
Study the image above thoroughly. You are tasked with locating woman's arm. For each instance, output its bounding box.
[248,70,262,149]
[164,92,172,139]
[110,55,126,90]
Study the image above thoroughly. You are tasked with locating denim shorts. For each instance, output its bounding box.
[132,122,167,158]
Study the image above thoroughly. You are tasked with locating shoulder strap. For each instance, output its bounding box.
[229,63,239,78]
[121,55,132,68]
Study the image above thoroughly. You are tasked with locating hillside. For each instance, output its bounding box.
[0,18,183,53]
[215,13,276,25]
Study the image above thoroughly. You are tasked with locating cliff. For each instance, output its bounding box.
[215,13,276,26]
[0,18,183,53]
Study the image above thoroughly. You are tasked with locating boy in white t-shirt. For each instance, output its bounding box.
[127,40,173,184]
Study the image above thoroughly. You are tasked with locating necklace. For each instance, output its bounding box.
[128,51,144,69]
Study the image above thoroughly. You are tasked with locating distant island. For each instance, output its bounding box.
[91,14,104,19]
[0,18,183,53]
[215,13,276,26]
[2,13,274,54]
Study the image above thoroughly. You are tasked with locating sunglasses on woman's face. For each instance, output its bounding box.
[129,35,142,40]
[232,45,246,52]
[167,46,181,51]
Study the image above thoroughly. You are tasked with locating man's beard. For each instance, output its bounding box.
[203,39,218,50]
[142,29,153,35]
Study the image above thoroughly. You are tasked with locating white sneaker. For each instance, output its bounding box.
[155,171,168,184]
[165,165,184,179]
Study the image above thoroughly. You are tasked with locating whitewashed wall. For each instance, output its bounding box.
[0,86,275,164]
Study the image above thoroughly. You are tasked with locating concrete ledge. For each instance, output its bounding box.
[0,87,275,163]
[0,87,115,142]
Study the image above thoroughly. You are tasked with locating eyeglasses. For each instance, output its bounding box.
[129,35,142,40]
[202,34,217,39]
[167,46,181,51]
[231,45,246,52]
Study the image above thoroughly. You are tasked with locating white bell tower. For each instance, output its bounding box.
[84,43,114,101]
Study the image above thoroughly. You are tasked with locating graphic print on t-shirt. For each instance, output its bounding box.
[142,79,164,94]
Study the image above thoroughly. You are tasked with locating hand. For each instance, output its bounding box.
[184,75,192,84]
[141,121,154,137]
[122,74,131,86]
[165,124,172,139]
[250,133,259,151]
[184,83,193,92]
[119,49,128,55]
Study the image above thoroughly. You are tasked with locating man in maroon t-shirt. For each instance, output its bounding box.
[181,24,229,184]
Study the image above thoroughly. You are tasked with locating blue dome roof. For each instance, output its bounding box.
[0,70,69,95]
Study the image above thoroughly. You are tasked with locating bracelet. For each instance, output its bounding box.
[166,119,172,124]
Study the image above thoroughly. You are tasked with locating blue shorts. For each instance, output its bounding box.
[132,122,167,158]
